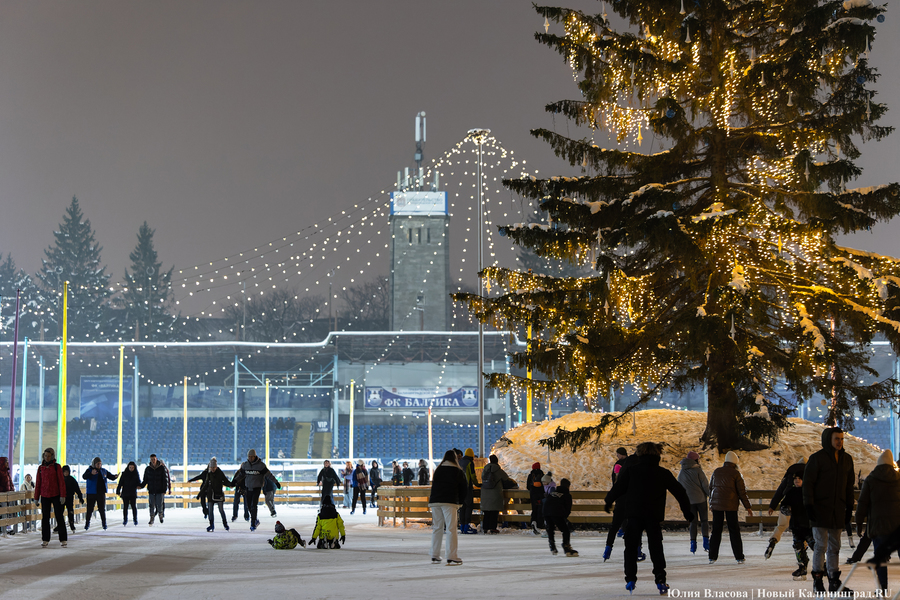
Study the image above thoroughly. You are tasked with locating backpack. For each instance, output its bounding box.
[481,466,496,489]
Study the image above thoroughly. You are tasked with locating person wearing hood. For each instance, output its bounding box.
[369,460,382,509]
[604,442,694,596]
[239,448,280,531]
[803,426,855,594]
[479,454,512,534]
[310,500,346,549]
[351,460,368,515]
[427,449,467,565]
[765,457,807,559]
[543,477,577,557]
[116,461,142,526]
[57,465,84,534]
[457,448,477,534]
[677,451,710,554]
[204,457,234,532]
[708,451,753,564]
[417,459,430,486]
[855,449,900,594]
[526,462,545,535]
[83,456,118,530]
[35,448,67,547]
[141,454,171,526]
[604,450,646,563]
[0,457,13,535]
[316,460,341,507]
[20,473,35,532]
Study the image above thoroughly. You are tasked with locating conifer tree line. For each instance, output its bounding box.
[457,0,899,449]
[0,197,388,343]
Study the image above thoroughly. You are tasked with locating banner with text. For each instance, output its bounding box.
[80,376,133,420]
[364,386,478,409]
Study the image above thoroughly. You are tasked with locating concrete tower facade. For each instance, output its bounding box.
[389,191,451,331]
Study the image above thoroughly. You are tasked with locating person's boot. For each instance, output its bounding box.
[657,582,670,596]
[549,543,558,555]
[564,544,579,557]
[793,547,809,580]
[827,571,852,596]
[764,537,777,559]
[690,539,697,554]
[811,571,826,594]
[702,536,709,552]
[791,564,808,581]
[603,545,613,561]
[637,546,647,562]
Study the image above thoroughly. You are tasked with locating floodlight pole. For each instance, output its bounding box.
[468,128,490,458]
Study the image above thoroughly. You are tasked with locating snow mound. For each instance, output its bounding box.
[494,410,882,519]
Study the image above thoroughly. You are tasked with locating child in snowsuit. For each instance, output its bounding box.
[310,501,346,549]
[268,520,306,549]
[56,465,84,534]
[782,474,815,581]
[544,478,577,557]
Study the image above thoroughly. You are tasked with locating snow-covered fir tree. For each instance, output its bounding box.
[37,197,112,341]
[0,253,47,340]
[120,221,177,341]
[457,0,900,449]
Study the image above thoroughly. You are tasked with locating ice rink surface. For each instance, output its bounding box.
[0,506,891,600]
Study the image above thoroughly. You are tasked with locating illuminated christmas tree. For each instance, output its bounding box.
[456,0,900,449]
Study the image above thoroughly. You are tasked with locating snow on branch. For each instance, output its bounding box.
[795,302,827,353]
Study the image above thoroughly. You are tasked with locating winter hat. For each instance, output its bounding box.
[532,462,541,470]
[541,472,553,485]
[208,457,218,469]
[357,459,365,466]
[877,449,895,466]
[465,448,475,458]
[616,447,627,456]
[724,451,740,466]
[687,451,700,461]
[274,521,285,534]
[247,449,257,459]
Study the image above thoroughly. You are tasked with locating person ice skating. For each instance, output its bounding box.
[316,460,341,506]
[35,448,67,548]
[351,460,368,515]
[268,520,306,549]
[203,457,234,532]
[604,450,647,562]
[402,461,414,486]
[263,475,278,517]
[231,467,250,522]
[83,457,118,530]
[803,426,855,594]
[310,500,346,549]
[604,442,694,596]
[457,448,477,534]
[115,461,142,526]
[56,466,84,534]
[428,449,467,565]
[854,449,900,594]
[20,473,35,532]
[707,451,753,564]
[677,451,710,555]
[391,460,402,485]
[0,457,14,535]
[239,449,280,531]
[779,473,815,582]
[480,454,512,534]
[764,458,807,559]
[341,461,353,507]
[369,460,382,508]
[418,459,430,486]
[526,462,545,535]
[141,454,171,525]
[544,478,577,557]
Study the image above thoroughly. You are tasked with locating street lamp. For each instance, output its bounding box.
[467,128,490,458]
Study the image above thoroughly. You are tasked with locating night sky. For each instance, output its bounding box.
[0,1,896,316]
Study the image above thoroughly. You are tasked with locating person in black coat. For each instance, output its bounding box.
[231,468,249,522]
[402,462,414,486]
[604,442,693,596]
[803,426,855,593]
[765,458,807,559]
[54,465,84,534]
[189,468,210,519]
[204,458,234,532]
[316,460,342,507]
[526,462,545,534]
[544,478,576,556]
[604,452,642,561]
[782,473,815,581]
[427,450,468,565]
[116,461,142,526]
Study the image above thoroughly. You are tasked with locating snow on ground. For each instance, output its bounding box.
[495,410,883,520]
[1,504,893,599]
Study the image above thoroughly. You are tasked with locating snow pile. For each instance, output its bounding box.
[494,410,882,519]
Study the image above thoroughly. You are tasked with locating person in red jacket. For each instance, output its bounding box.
[0,457,13,535]
[35,447,67,548]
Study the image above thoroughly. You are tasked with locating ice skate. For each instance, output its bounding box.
[603,545,612,561]
[690,540,697,554]
[564,545,579,557]
[764,537,776,559]
[791,565,807,581]
[625,581,636,595]
[657,583,669,596]
[828,571,852,596]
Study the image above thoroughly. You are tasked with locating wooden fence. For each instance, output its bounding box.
[1,482,345,532]
[376,486,806,528]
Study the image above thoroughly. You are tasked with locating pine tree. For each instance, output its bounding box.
[121,221,176,341]
[0,253,47,340]
[37,197,112,341]
[456,1,900,450]
[224,287,325,342]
